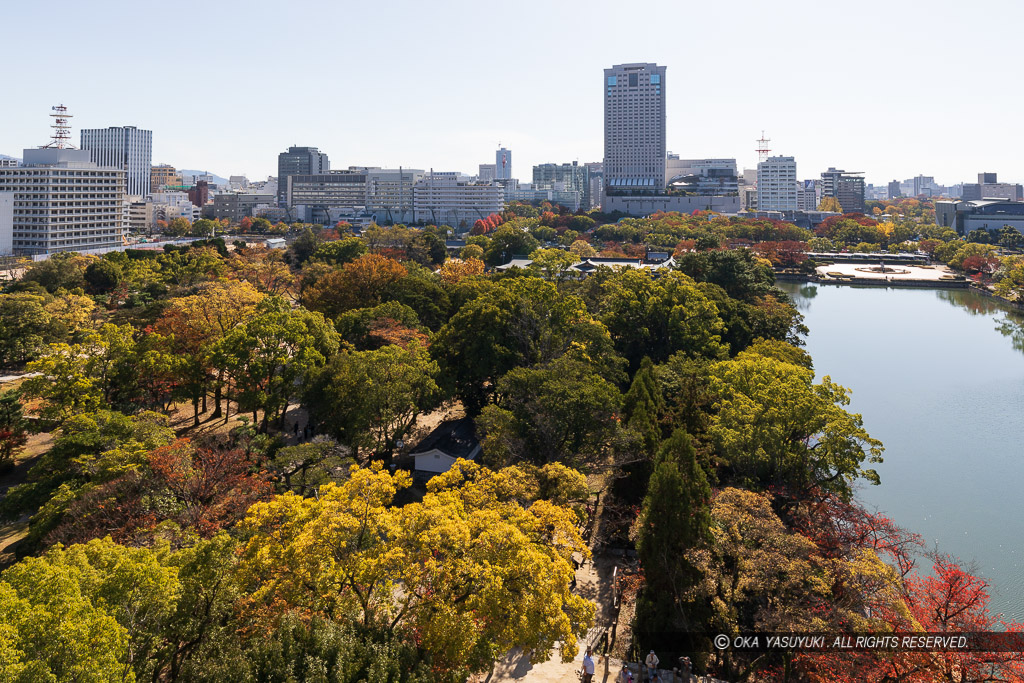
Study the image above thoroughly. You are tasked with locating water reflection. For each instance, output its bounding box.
[935,289,1018,317]
[781,282,1024,621]
[996,318,1024,354]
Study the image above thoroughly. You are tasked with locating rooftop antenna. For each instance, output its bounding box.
[755,130,771,163]
[43,104,76,149]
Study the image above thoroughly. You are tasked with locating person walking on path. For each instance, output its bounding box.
[644,650,659,682]
[678,656,692,682]
[618,664,633,683]
[580,648,595,683]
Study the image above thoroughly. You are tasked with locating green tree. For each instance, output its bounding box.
[212,297,339,431]
[269,438,353,496]
[310,342,439,458]
[84,259,123,294]
[597,268,726,370]
[634,430,712,636]
[164,217,192,237]
[312,236,368,265]
[709,353,883,503]
[483,225,540,265]
[21,252,89,293]
[528,247,578,282]
[21,342,103,421]
[0,411,175,549]
[476,353,622,467]
[0,293,53,367]
[190,218,220,238]
[622,357,665,455]
[0,390,28,466]
[433,277,619,413]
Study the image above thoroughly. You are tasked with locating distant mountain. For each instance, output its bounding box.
[179,170,230,185]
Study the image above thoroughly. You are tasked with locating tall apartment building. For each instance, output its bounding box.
[603,63,666,191]
[80,126,152,197]
[478,164,496,182]
[277,146,329,206]
[0,148,126,255]
[187,181,209,208]
[150,164,182,191]
[533,162,589,208]
[584,162,604,210]
[820,168,865,213]
[797,180,820,211]
[495,148,512,180]
[756,156,798,211]
[413,172,504,227]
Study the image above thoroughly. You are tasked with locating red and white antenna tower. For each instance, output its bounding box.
[44,104,76,149]
[755,130,771,163]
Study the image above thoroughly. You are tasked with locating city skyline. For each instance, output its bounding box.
[3,0,1023,187]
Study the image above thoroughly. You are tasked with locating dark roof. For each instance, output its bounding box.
[410,417,479,459]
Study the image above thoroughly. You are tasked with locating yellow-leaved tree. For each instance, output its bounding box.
[236,460,593,675]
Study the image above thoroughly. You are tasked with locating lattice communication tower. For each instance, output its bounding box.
[43,104,76,149]
[755,130,771,163]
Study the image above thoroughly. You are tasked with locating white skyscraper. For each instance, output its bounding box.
[495,147,512,180]
[757,156,798,211]
[603,63,666,191]
[80,126,153,196]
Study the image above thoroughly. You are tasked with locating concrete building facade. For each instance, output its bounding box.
[413,172,504,227]
[797,180,820,211]
[366,168,424,224]
[287,172,367,224]
[212,193,276,223]
[150,164,181,191]
[603,62,666,191]
[80,126,152,197]
[0,148,126,255]
[533,162,589,209]
[937,199,1024,235]
[0,193,13,254]
[757,156,798,211]
[821,167,865,213]
[667,158,739,198]
[277,146,329,206]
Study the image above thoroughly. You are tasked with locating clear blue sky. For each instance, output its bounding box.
[2,0,1020,187]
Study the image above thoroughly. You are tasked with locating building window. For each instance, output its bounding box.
[607,76,617,86]
[650,74,660,84]
[629,73,638,87]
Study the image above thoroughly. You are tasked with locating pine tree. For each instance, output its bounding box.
[623,357,665,456]
[634,429,712,636]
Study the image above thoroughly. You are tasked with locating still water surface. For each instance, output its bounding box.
[777,282,1024,622]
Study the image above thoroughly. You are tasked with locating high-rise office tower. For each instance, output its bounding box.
[756,156,798,211]
[277,146,329,206]
[495,147,512,180]
[80,126,152,196]
[603,62,666,191]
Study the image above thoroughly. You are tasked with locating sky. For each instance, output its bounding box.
[2,0,1021,188]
